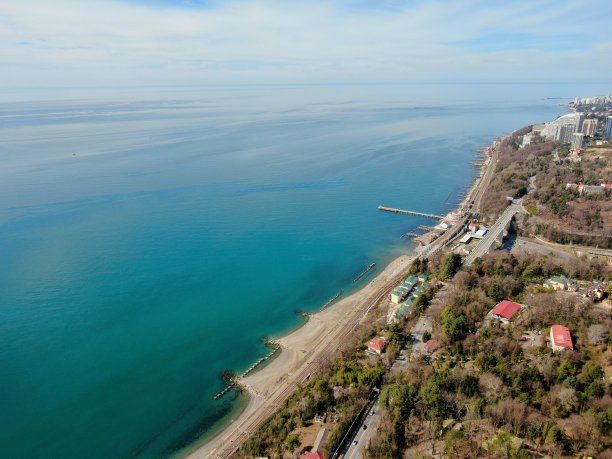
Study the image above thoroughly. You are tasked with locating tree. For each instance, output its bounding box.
[440,253,462,280]
[487,283,504,302]
[441,306,469,342]
[515,186,528,198]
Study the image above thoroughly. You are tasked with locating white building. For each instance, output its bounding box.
[558,124,576,143]
[541,113,583,142]
[606,116,612,139]
[521,134,532,148]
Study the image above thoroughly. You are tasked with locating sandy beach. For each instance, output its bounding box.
[181,138,502,459]
[183,253,415,459]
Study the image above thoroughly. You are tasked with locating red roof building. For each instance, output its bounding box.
[301,452,323,459]
[489,300,522,323]
[550,325,573,351]
[468,222,479,232]
[368,337,387,354]
[423,339,438,353]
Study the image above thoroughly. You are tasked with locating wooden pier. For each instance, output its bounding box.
[378,205,444,220]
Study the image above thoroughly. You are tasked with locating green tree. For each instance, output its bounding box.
[487,283,505,302]
[441,306,469,342]
[440,253,462,280]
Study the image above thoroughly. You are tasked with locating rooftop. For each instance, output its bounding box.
[424,339,438,353]
[490,300,522,320]
[301,452,323,459]
[549,274,571,285]
[551,325,574,349]
[368,337,387,352]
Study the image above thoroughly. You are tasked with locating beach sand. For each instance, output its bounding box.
[183,253,415,459]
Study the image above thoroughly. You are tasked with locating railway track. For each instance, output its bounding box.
[210,142,504,458]
[211,268,409,458]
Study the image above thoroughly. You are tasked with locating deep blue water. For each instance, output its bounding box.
[0,84,604,458]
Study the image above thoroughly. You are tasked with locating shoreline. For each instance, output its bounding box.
[180,253,416,459]
[179,141,499,458]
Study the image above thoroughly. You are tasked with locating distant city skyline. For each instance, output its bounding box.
[1,0,612,91]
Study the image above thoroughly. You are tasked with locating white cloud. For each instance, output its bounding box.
[0,0,611,89]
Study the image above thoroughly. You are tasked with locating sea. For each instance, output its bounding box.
[0,83,606,458]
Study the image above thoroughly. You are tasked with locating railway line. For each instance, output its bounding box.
[211,267,410,458]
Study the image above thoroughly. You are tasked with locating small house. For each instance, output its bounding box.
[468,222,479,233]
[550,325,574,352]
[489,300,522,324]
[544,275,577,291]
[368,337,387,354]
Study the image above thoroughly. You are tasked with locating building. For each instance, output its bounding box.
[531,123,546,135]
[606,116,612,139]
[544,275,578,291]
[582,118,598,136]
[558,124,576,144]
[541,113,583,141]
[474,227,488,238]
[390,287,409,304]
[468,222,479,233]
[301,452,324,459]
[571,132,584,152]
[423,339,438,353]
[550,325,574,352]
[489,300,522,324]
[368,337,387,354]
[520,134,532,148]
[580,184,605,195]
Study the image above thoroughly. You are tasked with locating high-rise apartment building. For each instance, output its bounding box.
[541,113,583,141]
[558,124,576,144]
[606,116,612,139]
[582,119,598,136]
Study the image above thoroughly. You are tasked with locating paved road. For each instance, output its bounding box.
[410,316,432,358]
[463,202,520,266]
[341,397,382,459]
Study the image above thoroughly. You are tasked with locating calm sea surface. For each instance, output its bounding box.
[0,84,604,458]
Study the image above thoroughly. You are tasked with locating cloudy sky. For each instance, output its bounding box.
[1,0,611,89]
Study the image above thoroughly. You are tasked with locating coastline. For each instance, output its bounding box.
[180,253,415,459]
[179,139,500,459]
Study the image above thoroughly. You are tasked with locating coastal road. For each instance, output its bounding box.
[463,202,521,266]
[339,397,382,459]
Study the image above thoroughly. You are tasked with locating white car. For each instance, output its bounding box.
[352,440,358,445]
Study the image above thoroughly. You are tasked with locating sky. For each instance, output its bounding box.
[1,0,611,90]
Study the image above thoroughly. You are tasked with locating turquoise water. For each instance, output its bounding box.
[0,84,603,458]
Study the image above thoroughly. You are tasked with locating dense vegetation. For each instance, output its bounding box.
[234,120,612,458]
[367,252,611,458]
[236,321,410,458]
[479,129,612,248]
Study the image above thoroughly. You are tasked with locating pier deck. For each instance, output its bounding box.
[378,205,444,220]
